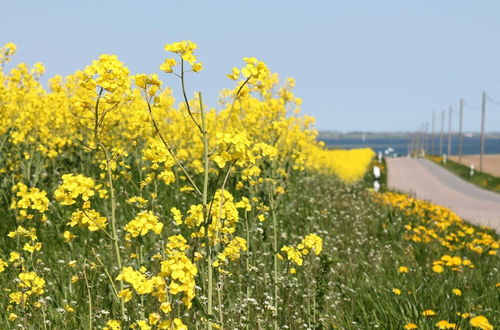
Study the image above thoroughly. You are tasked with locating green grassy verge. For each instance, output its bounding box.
[2,167,497,328]
[427,155,500,193]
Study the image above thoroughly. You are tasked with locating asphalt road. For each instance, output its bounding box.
[386,157,500,233]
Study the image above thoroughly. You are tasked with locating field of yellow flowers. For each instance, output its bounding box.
[0,41,498,329]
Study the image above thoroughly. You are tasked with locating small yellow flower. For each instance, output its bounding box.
[227,67,240,80]
[67,260,77,268]
[435,320,456,329]
[171,207,183,225]
[160,301,172,314]
[23,242,42,253]
[0,258,7,272]
[192,62,203,72]
[9,252,20,262]
[451,288,462,296]
[392,288,401,295]
[118,288,132,303]
[404,323,418,329]
[422,309,436,316]
[63,230,77,242]
[194,252,203,261]
[104,319,121,330]
[148,312,161,325]
[432,265,444,273]
[160,58,176,73]
[469,315,493,330]
[8,313,17,321]
[398,266,409,273]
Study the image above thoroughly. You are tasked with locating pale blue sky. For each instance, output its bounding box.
[2,0,500,132]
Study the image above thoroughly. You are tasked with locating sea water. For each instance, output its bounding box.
[320,136,500,156]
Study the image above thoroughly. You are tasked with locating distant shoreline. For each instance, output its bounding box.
[318,131,500,140]
[319,135,500,156]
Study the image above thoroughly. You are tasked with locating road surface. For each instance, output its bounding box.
[386,157,500,233]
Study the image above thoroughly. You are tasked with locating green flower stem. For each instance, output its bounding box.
[199,92,214,329]
[272,204,279,330]
[99,142,125,320]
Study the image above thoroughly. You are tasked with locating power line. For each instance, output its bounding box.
[463,101,481,111]
[485,94,500,107]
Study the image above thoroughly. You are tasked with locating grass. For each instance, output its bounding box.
[427,155,500,193]
[289,172,499,329]
[1,160,498,328]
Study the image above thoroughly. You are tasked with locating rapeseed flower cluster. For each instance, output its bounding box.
[69,208,108,231]
[159,248,198,308]
[54,174,105,205]
[213,237,248,268]
[308,148,375,183]
[124,211,163,238]
[162,40,202,72]
[279,233,323,270]
[0,41,377,328]
[9,272,46,306]
[4,181,50,322]
[10,183,49,221]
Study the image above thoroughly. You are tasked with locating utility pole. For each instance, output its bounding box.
[409,133,414,157]
[421,124,425,156]
[414,129,418,157]
[431,111,435,155]
[439,110,445,155]
[458,98,464,163]
[447,106,452,156]
[425,121,430,155]
[423,122,427,155]
[480,91,486,172]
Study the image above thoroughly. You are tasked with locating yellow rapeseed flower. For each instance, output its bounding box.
[124,210,163,237]
[63,230,77,242]
[0,258,8,272]
[104,320,121,330]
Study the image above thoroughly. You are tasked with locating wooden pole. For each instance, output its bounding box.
[410,133,414,157]
[447,106,452,156]
[480,91,486,171]
[414,130,418,157]
[439,110,444,155]
[431,111,435,155]
[458,98,464,163]
[424,121,429,155]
